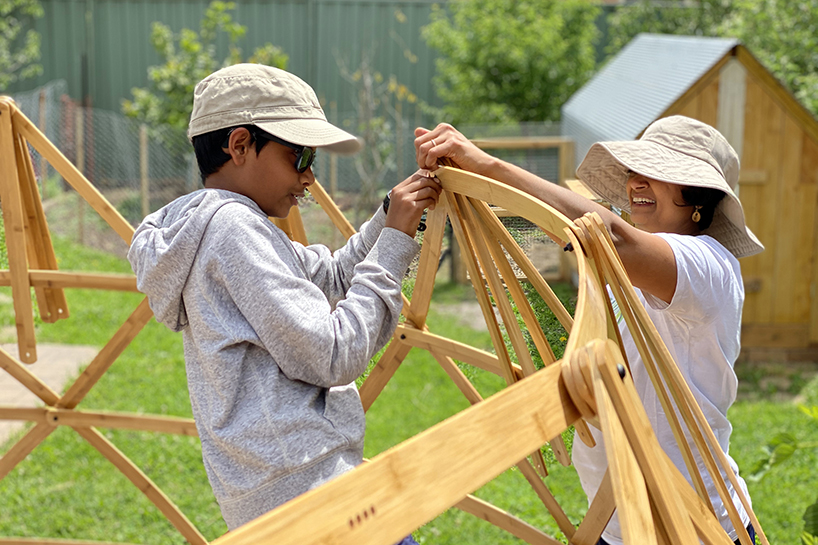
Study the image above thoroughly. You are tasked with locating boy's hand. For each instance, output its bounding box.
[385,171,442,238]
[414,123,495,174]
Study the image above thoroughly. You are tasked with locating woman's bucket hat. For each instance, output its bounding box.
[188,64,362,154]
[576,115,764,259]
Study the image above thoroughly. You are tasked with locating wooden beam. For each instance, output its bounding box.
[0,99,37,363]
[0,270,138,292]
[472,136,575,150]
[212,363,581,545]
[0,407,198,436]
[11,107,135,244]
[75,427,207,545]
[394,324,518,380]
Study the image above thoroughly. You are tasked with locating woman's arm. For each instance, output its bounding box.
[415,124,679,303]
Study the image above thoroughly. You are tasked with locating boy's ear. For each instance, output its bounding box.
[226,127,253,165]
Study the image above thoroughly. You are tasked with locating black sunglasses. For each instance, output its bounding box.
[222,128,316,173]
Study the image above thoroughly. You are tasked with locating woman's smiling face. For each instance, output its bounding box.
[626,172,699,235]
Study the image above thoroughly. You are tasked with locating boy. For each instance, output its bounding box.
[128,64,440,533]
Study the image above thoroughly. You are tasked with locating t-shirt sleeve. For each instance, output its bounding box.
[645,234,741,325]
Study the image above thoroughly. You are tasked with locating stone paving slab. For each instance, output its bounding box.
[0,343,97,447]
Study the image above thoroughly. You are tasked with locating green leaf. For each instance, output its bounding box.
[805,499,818,538]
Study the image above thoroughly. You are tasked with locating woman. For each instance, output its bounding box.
[415,116,763,545]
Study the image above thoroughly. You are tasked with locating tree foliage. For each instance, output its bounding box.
[0,0,43,91]
[122,1,288,132]
[721,0,818,118]
[606,0,818,117]
[422,0,600,124]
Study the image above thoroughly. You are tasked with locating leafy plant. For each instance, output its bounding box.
[606,0,818,118]
[747,403,818,543]
[422,0,599,124]
[0,0,43,90]
[337,52,423,223]
[122,1,288,134]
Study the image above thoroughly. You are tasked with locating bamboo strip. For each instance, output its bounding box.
[588,223,763,545]
[0,101,37,363]
[13,131,61,323]
[11,107,135,244]
[0,270,138,291]
[428,350,483,406]
[469,198,573,332]
[571,471,615,545]
[594,340,707,544]
[0,423,53,480]
[455,494,563,545]
[58,298,154,409]
[394,324,520,380]
[74,427,207,545]
[447,193,517,386]
[16,130,68,318]
[579,217,717,513]
[0,346,60,405]
[516,459,576,539]
[0,407,197,436]
[460,197,570,467]
[358,338,412,412]
[469,198,557,366]
[459,197,538,378]
[589,344,659,545]
[404,197,448,329]
[309,180,356,240]
[0,538,140,545]
[286,206,309,245]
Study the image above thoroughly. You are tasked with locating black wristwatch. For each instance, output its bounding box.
[382,193,390,214]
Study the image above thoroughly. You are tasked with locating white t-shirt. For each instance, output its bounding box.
[572,233,751,544]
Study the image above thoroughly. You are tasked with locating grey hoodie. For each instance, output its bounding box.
[128,188,419,529]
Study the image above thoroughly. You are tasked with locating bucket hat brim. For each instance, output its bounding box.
[577,139,764,259]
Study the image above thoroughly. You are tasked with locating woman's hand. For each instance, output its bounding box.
[414,124,496,174]
[385,170,442,238]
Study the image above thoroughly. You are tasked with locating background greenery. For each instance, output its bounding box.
[1,234,816,543]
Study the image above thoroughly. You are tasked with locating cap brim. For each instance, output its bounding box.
[254,118,362,154]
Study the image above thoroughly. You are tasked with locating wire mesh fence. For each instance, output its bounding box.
[8,80,573,282]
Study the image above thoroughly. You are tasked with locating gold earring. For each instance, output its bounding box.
[692,206,702,223]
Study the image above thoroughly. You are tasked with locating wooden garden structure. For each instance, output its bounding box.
[563,35,818,358]
[0,96,766,544]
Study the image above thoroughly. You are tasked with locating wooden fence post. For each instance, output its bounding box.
[75,107,85,244]
[38,89,47,199]
[140,124,149,218]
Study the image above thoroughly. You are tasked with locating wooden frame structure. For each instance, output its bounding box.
[1,96,766,544]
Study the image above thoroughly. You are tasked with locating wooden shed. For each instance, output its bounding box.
[562,34,818,360]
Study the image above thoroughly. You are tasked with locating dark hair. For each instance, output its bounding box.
[675,186,726,230]
[192,125,271,183]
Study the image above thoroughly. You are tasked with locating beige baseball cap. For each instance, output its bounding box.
[577,115,764,259]
[188,63,362,154]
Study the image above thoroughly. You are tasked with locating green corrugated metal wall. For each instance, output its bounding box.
[8,0,441,114]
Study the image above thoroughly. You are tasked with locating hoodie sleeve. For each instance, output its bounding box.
[292,206,397,308]
[204,204,419,388]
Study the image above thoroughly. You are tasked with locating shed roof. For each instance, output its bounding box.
[561,33,739,167]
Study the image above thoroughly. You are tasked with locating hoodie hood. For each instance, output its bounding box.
[128,189,263,331]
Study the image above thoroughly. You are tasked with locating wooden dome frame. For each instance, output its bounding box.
[0,97,766,545]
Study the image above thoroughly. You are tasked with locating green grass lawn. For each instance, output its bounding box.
[1,234,817,544]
